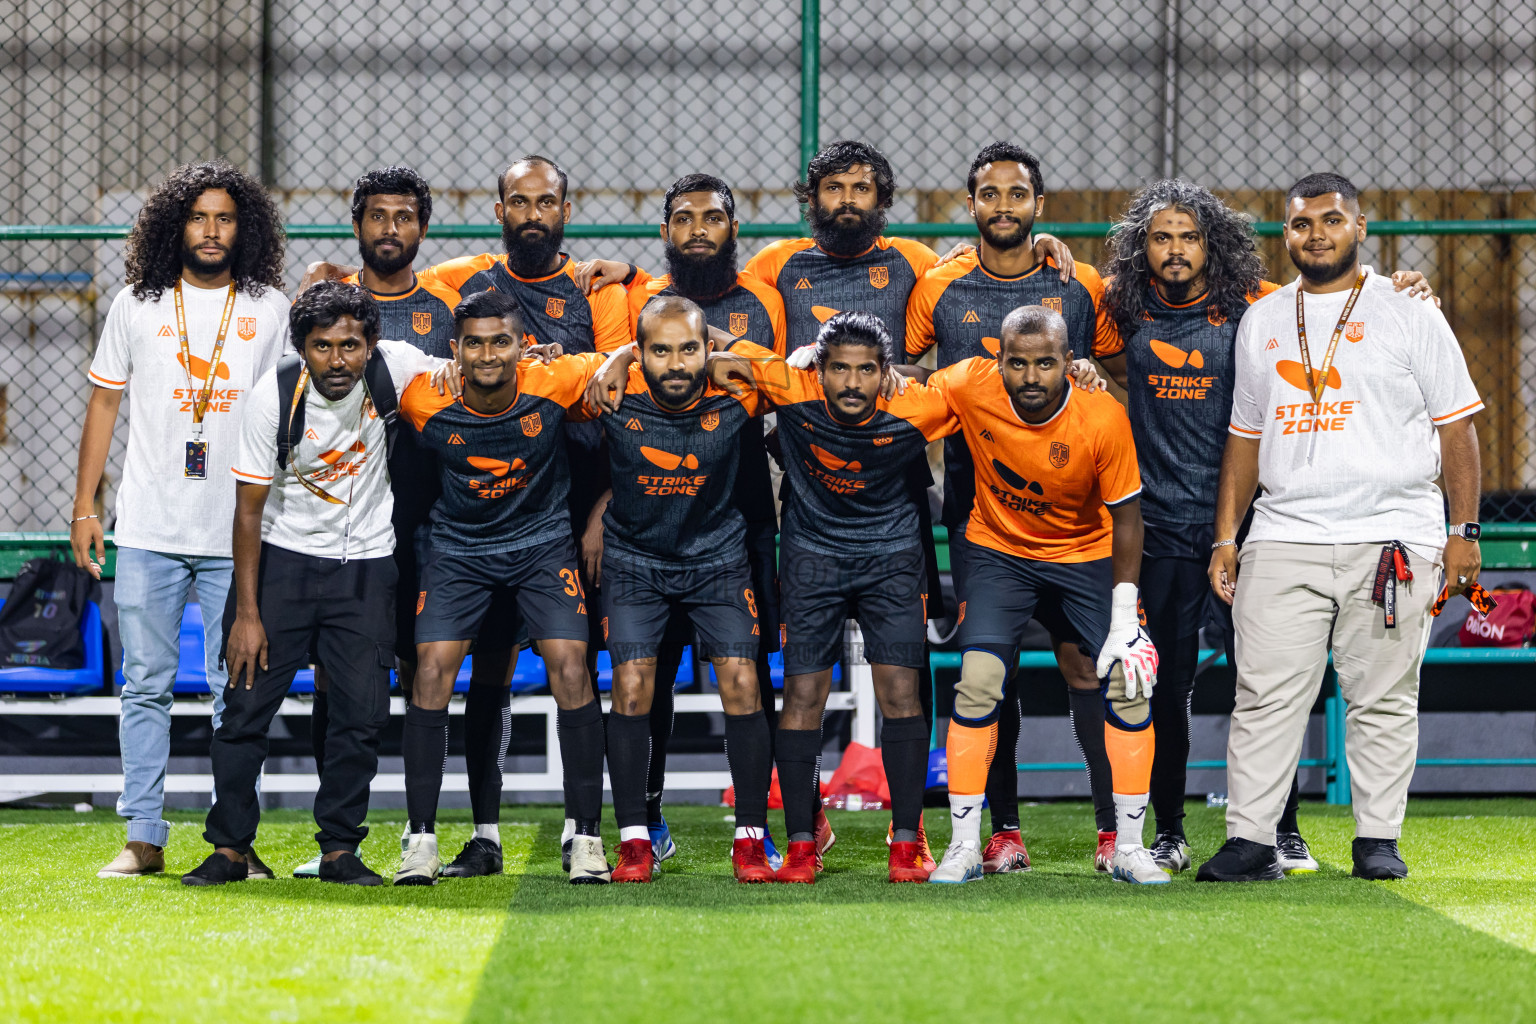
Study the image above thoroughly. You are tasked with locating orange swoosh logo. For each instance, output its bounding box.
[467,456,514,477]
[641,446,699,471]
[981,336,1000,356]
[1150,339,1204,369]
[316,441,368,465]
[811,305,840,323]
[1275,359,1341,392]
[177,353,231,380]
[810,443,861,473]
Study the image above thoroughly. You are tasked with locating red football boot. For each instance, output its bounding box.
[888,841,930,883]
[886,815,937,872]
[814,806,836,860]
[776,840,819,884]
[982,829,1032,874]
[732,837,776,883]
[611,838,656,883]
[1095,830,1117,873]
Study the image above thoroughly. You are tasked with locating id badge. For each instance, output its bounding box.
[184,437,208,479]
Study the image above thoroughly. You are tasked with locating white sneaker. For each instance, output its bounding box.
[1111,845,1172,884]
[560,818,577,872]
[394,833,441,886]
[1150,833,1193,874]
[1276,832,1319,874]
[294,845,359,878]
[928,841,984,884]
[567,834,612,885]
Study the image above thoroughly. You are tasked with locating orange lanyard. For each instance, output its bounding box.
[173,280,237,432]
[1294,272,1365,403]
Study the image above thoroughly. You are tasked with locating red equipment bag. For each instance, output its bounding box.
[1458,584,1535,647]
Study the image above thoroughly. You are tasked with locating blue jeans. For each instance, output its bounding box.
[114,546,233,846]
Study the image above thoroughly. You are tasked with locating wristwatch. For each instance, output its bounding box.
[1449,522,1481,541]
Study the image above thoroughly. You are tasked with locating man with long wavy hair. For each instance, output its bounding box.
[71,159,289,879]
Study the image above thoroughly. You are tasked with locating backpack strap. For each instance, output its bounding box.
[275,353,306,472]
[364,346,400,461]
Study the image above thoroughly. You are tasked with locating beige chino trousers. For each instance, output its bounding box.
[1226,540,1439,845]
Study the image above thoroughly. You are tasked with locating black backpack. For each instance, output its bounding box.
[274,349,400,469]
[0,556,99,670]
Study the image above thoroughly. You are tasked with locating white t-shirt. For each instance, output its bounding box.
[88,281,291,557]
[231,340,443,560]
[1229,267,1483,553]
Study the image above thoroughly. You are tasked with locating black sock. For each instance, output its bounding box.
[464,684,510,827]
[775,727,821,841]
[725,710,771,830]
[647,645,682,824]
[558,701,605,834]
[606,710,650,830]
[882,715,928,836]
[985,676,1021,834]
[566,648,603,823]
[403,704,449,834]
[311,689,329,780]
[1068,686,1116,832]
[755,649,778,740]
[1278,774,1302,834]
[1149,630,1197,837]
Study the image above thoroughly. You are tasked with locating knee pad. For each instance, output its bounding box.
[955,646,1010,722]
[1102,661,1151,730]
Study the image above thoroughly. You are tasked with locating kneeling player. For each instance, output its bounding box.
[397,290,613,885]
[710,312,955,882]
[925,305,1165,885]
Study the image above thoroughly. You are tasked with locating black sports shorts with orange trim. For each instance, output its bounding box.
[955,541,1111,661]
[415,536,588,647]
[779,541,926,676]
[601,554,759,664]
[395,522,521,655]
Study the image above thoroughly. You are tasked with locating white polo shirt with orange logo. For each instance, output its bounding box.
[88,282,291,557]
[1228,267,1482,554]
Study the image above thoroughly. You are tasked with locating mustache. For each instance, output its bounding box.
[835,389,866,402]
[659,371,696,383]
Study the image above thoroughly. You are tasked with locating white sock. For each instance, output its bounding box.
[948,793,985,848]
[1114,792,1149,850]
[619,825,650,843]
[474,823,501,846]
[734,825,764,841]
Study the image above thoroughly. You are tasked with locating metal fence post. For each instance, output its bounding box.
[1325,674,1351,805]
[799,0,820,180]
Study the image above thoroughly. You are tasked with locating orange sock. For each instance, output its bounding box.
[1104,720,1155,795]
[946,720,997,795]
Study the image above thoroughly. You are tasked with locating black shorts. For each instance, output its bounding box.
[393,522,521,657]
[601,554,760,664]
[649,523,780,653]
[955,541,1112,660]
[779,541,926,675]
[415,537,587,646]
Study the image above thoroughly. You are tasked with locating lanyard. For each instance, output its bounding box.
[285,365,372,562]
[1294,272,1365,404]
[174,280,238,432]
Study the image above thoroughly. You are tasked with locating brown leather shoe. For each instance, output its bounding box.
[97,841,165,878]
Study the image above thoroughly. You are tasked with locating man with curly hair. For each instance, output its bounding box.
[70,159,290,879]
[1098,179,1432,875]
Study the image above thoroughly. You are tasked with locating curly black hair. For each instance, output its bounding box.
[351,165,433,227]
[125,160,285,301]
[792,140,896,210]
[289,280,380,351]
[1101,179,1266,339]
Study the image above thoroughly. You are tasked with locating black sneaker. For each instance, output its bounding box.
[245,847,275,880]
[181,851,250,886]
[1352,838,1408,880]
[1150,832,1193,873]
[441,836,504,878]
[1195,837,1284,882]
[318,851,383,886]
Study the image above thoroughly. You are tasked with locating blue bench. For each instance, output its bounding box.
[930,647,1536,671]
[0,601,105,695]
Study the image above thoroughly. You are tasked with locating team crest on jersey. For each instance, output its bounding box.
[545,297,566,319]
[873,435,893,446]
[700,410,719,431]
[1049,442,1070,468]
[521,412,542,437]
[1042,297,1062,314]
[413,311,432,335]
[1346,321,1365,343]
[1207,307,1227,327]
[869,266,889,289]
[237,317,257,341]
[729,312,750,337]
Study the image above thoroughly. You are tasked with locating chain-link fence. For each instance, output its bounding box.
[2,0,1534,529]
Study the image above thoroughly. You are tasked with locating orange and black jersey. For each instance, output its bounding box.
[731,341,956,556]
[927,356,1141,564]
[744,236,938,353]
[401,353,604,554]
[907,253,1121,529]
[1118,279,1280,526]
[599,364,763,569]
[341,272,460,359]
[629,270,787,527]
[425,252,631,355]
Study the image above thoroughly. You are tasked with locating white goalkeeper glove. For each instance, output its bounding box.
[785,345,816,370]
[1095,582,1159,699]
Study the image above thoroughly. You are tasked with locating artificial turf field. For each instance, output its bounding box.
[1,799,1533,1023]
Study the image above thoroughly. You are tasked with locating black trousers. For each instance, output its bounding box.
[205,544,395,853]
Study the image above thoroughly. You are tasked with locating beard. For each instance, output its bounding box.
[359,235,419,278]
[181,242,233,277]
[502,218,565,277]
[663,236,738,300]
[1294,238,1359,285]
[977,213,1033,252]
[642,364,706,409]
[826,387,874,424]
[808,200,885,257]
